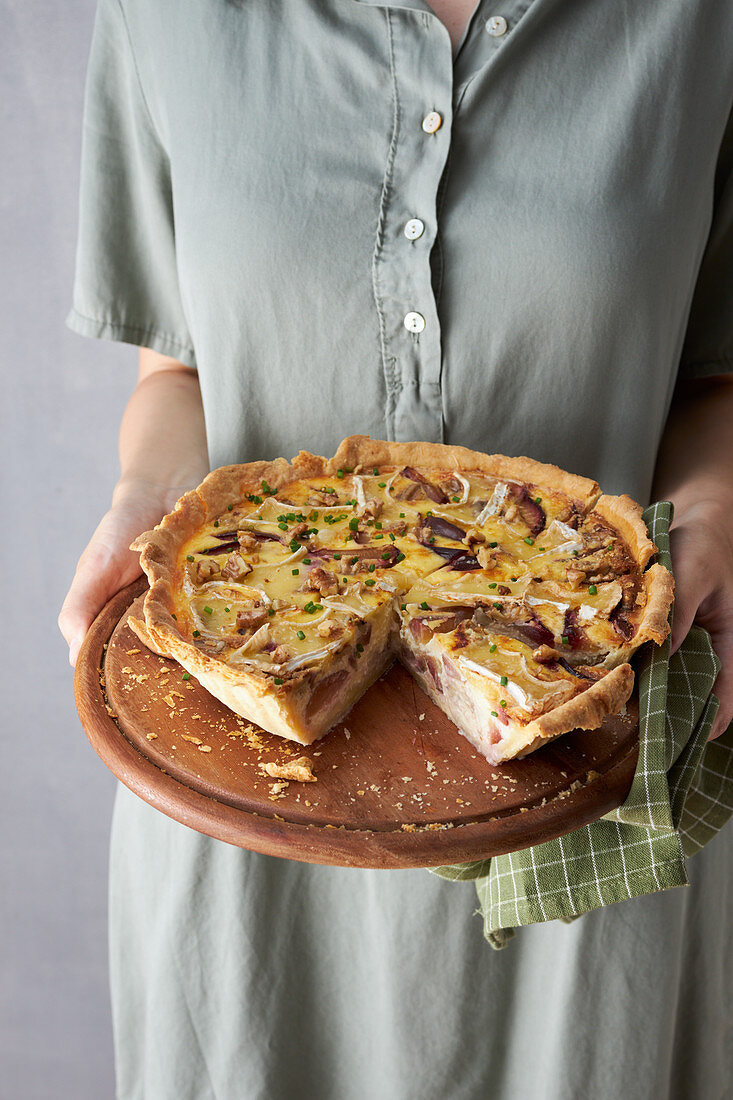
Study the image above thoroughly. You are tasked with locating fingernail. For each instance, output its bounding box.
[69,640,80,667]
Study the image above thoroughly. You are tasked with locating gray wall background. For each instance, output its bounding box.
[3,4,134,1096]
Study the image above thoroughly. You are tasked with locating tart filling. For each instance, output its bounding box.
[130,436,673,759]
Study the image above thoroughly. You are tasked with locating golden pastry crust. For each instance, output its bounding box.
[130,435,673,762]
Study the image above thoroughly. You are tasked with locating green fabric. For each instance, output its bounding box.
[68,2,733,1096]
[432,500,733,947]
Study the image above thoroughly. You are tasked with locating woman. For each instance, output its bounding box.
[60,1,733,1096]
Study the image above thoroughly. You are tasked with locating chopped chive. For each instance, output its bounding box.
[171,613,177,620]
[336,469,344,478]
[182,673,191,681]
[588,584,598,595]
[489,582,497,589]
[351,557,358,564]
[489,643,497,653]
[400,603,407,611]
[373,467,379,475]
[375,521,383,529]
[187,554,194,562]
[224,607,230,613]
[364,578,375,586]
[278,521,288,530]
[375,534,384,540]
[228,503,233,511]
[493,602,503,610]
[534,496,542,504]
[400,512,405,518]
[381,551,391,560]
[268,608,275,616]
[510,576,518,582]
[499,700,507,708]
[378,481,386,488]
[491,710,498,718]
[420,601,430,610]
[296,630,305,640]
[452,495,460,502]
[395,552,405,563]
[389,532,396,541]
[356,643,364,652]
[368,564,376,573]
[289,539,300,552]
[192,630,201,638]
[303,557,311,564]
[213,520,219,528]
[500,675,508,687]
[572,549,579,556]
[291,568,299,576]
[561,635,569,645]
[348,517,359,531]
[203,606,213,615]
[524,537,534,545]
[333,552,341,560]
[489,541,498,548]
[274,677,284,685]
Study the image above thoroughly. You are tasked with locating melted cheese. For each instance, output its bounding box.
[173,466,640,699]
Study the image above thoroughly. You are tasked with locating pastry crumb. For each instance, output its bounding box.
[262,756,316,782]
[146,732,158,741]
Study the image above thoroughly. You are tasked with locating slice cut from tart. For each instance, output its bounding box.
[397,605,634,764]
[129,435,673,759]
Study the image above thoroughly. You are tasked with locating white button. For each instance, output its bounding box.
[421,111,443,134]
[404,311,426,333]
[486,15,508,36]
[404,219,425,240]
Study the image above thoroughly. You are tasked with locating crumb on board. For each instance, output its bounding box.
[146,732,158,741]
[261,756,316,783]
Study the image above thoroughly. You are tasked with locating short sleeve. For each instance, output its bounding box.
[66,0,196,367]
[678,104,733,381]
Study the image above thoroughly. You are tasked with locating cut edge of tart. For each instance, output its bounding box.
[129,435,674,761]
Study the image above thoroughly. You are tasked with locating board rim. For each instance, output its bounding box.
[74,578,639,868]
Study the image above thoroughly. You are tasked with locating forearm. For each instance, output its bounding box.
[651,376,733,515]
[114,352,209,510]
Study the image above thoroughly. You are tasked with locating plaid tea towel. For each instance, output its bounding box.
[431,501,733,949]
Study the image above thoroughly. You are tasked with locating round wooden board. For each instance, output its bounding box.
[75,578,639,868]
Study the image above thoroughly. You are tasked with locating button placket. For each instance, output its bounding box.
[369,11,454,444]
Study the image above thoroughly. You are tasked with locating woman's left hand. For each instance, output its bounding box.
[668,498,733,740]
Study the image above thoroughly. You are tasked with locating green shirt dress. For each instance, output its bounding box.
[68,1,733,1097]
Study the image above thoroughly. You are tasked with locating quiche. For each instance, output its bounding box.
[129,436,673,765]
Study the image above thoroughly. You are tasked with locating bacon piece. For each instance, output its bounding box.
[236,607,269,633]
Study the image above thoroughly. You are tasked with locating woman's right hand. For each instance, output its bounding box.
[58,481,178,667]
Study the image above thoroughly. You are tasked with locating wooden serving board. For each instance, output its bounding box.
[74,578,639,868]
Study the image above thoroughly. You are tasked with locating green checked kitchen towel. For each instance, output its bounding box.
[431,501,733,949]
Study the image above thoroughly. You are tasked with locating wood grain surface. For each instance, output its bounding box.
[74,578,639,868]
